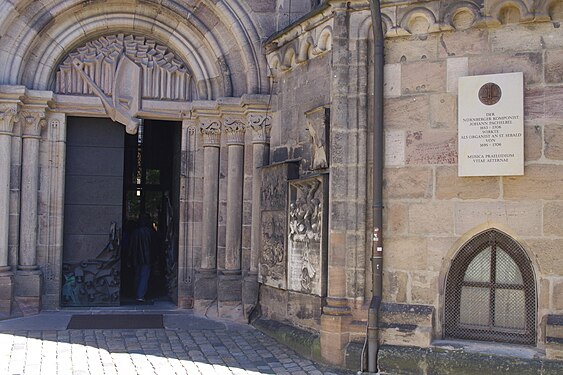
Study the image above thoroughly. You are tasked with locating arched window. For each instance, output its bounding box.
[445,229,536,345]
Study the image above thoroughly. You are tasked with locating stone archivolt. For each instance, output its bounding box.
[56,34,194,102]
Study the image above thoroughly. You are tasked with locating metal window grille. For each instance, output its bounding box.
[445,229,536,345]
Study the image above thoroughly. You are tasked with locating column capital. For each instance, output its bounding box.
[0,105,19,134]
[200,118,222,147]
[20,110,46,138]
[248,113,272,144]
[224,116,246,146]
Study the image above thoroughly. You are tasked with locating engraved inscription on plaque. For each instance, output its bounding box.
[458,72,524,177]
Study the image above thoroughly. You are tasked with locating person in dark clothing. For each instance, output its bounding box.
[128,214,158,302]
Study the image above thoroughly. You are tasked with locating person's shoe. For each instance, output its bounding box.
[136,298,145,302]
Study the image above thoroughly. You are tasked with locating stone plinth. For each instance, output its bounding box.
[14,269,42,314]
[0,272,14,316]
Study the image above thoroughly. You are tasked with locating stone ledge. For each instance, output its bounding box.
[345,342,563,374]
[252,318,322,363]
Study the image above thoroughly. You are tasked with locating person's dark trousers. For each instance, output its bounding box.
[135,265,151,301]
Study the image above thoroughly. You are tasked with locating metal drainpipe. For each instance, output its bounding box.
[366,0,384,373]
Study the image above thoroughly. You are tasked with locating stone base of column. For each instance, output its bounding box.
[14,269,42,315]
[194,269,217,315]
[242,272,259,321]
[0,270,14,317]
[320,298,353,367]
[218,272,243,321]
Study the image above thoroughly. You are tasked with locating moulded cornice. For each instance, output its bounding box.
[266,0,560,75]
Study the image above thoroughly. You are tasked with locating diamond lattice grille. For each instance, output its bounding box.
[445,230,536,345]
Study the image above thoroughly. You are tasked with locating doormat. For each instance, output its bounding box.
[67,314,164,329]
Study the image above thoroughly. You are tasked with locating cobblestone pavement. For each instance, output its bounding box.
[0,308,355,375]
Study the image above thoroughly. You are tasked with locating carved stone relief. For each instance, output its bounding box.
[258,162,298,289]
[305,106,329,170]
[56,34,193,101]
[287,176,326,296]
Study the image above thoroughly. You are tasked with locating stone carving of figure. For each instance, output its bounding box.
[305,107,328,170]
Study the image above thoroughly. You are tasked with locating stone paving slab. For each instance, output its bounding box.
[0,310,354,375]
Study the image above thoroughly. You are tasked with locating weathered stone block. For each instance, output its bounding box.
[194,270,217,300]
[385,130,405,166]
[447,57,468,93]
[259,285,288,321]
[383,167,433,199]
[504,165,563,200]
[383,270,408,303]
[218,273,242,302]
[544,202,563,236]
[411,272,439,305]
[489,24,544,53]
[436,166,500,199]
[384,35,439,64]
[401,61,446,95]
[525,239,563,275]
[439,29,490,58]
[384,202,408,234]
[385,237,428,271]
[427,237,457,272]
[553,282,563,310]
[14,270,41,297]
[384,63,401,98]
[429,93,457,129]
[384,96,429,130]
[287,291,322,329]
[454,201,542,236]
[469,53,543,84]
[525,125,542,161]
[546,49,563,83]
[405,131,457,165]
[545,124,563,160]
[408,202,453,235]
[380,303,434,347]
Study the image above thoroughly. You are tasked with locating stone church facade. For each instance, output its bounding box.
[0,0,562,372]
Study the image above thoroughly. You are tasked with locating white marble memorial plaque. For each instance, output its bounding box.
[458,72,524,176]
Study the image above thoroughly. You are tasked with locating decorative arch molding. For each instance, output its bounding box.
[486,0,535,25]
[266,24,333,74]
[443,1,482,30]
[0,0,268,98]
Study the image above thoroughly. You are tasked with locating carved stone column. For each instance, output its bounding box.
[320,5,352,366]
[0,107,18,272]
[194,118,221,312]
[0,105,18,316]
[224,118,245,273]
[243,113,271,319]
[15,109,46,313]
[218,116,246,318]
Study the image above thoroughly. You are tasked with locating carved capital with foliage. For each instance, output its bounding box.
[20,110,46,138]
[0,105,19,134]
[224,117,246,146]
[249,114,272,144]
[200,118,222,147]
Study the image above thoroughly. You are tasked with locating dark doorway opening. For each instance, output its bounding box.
[121,120,181,305]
